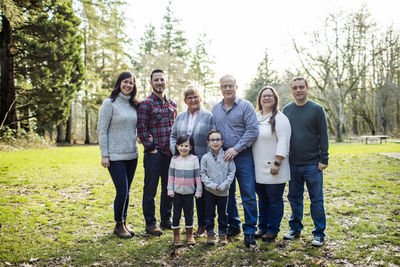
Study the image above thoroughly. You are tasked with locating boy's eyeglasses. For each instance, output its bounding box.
[208,138,222,143]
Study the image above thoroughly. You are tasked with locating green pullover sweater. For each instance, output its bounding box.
[282,100,329,165]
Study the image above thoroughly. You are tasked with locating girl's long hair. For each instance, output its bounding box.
[256,86,280,133]
[110,71,140,109]
[174,134,196,156]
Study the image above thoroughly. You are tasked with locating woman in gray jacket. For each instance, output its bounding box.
[97,71,140,238]
[170,86,215,237]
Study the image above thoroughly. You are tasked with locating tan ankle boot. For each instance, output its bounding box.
[186,227,195,245]
[173,228,183,247]
[114,222,132,238]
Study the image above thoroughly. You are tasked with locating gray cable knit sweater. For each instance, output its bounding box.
[200,150,236,197]
[97,93,139,161]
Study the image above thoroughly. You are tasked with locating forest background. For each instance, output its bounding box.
[1,0,400,146]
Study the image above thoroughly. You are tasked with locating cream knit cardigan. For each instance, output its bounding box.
[252,111,291,184]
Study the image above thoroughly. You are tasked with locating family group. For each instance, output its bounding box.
[97,69,329,248]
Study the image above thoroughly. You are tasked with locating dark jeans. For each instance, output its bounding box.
[195,183,206,227]
[172,193,194,228]
[204,189,228,235]
[108,159,138,222]
[142,151,172,227]
[288,163,326,238]
[227,148,258,234]
[256,183,286,235]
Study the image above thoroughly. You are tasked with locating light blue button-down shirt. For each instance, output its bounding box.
[212,98,259,153]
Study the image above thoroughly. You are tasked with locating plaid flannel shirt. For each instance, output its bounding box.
[138,92,177,155]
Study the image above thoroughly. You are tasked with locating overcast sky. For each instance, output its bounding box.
[127,0,400,93]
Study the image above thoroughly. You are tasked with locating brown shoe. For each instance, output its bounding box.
[114,222,132,238]
[219,234,228,245]
[173,228,183,247]
[261,232,277,242]
[255,230,266,239]
[206,234,215,245]
[146,225,163,236]
[186,227,195,245]
[160,220,172,230]
[195,226,206,237]
[123,221,135,236]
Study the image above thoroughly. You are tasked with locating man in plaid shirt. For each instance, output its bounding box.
[138,69,177,236]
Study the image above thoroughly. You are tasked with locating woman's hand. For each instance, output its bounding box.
[270,165,280,175]
[168,193,175,198]
[271,156,284,175]
[101,156,110,168]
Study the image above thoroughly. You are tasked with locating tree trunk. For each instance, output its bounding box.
[56,122,65,143]
[65,108,72,144]
[352,115,358,135]
[0,15,18,130]
[336,101,344,142]
[84,108,90,144]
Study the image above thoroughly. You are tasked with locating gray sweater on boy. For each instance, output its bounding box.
[97,93,139,161]
[200,150,236,197]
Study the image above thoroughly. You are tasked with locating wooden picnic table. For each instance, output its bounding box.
[360,135,389,144]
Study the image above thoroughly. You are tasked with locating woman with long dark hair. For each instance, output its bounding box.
[252,86,291,242]
[97,71,140,238]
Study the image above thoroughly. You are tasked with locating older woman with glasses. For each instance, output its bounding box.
[170,85,215,237]
[252,86,291,242]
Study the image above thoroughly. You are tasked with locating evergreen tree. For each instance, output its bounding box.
[0,0,24,131]
[135,23,159,99]
[140,24,158,55]
[189,33,216,109]
[158,0,191,104]
[1,0,84,135]
[76,0,129,143]
[245,50,280,107]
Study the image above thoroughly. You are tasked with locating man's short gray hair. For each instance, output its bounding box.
[220,74,236,85]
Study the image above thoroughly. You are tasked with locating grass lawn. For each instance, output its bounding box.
[0,142,399,266]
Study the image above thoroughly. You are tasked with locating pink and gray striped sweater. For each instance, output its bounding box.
[168,154,202,197]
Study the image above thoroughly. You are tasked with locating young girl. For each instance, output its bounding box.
[168,134,202,246]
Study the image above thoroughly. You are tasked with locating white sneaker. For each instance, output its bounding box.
[283,230,301,240]
[311,236,324,247]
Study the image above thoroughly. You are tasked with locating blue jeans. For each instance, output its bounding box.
[108,159,138,222]
[172,193,194,228]
[256,183,285,235]
[204,189,228,235]
[195,185,206,227]
[288,163,326,238]
[227,148,258,234]
[142,152,172,227]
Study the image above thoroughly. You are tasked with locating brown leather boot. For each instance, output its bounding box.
[219,234,228,245]
[173,228,183,247]
[122,221,135,236]
[114,222,132,238]
[195,226,206,237]
[206,234,215,245]
[145,225,163,236]
[186,227,195,245]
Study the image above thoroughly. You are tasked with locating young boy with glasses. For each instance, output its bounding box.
[200,130,236,245]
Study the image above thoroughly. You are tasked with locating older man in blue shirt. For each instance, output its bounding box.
[212,74,259,247]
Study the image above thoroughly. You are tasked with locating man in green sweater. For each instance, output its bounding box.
[282,77,329,247]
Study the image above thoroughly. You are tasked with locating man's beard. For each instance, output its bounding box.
[152,86,164,94]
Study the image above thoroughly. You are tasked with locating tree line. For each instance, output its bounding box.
[1,2,399,144]
[245,6,400,141]
[0,0,216,144]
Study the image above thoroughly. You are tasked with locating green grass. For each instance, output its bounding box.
[0,143,399,266]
